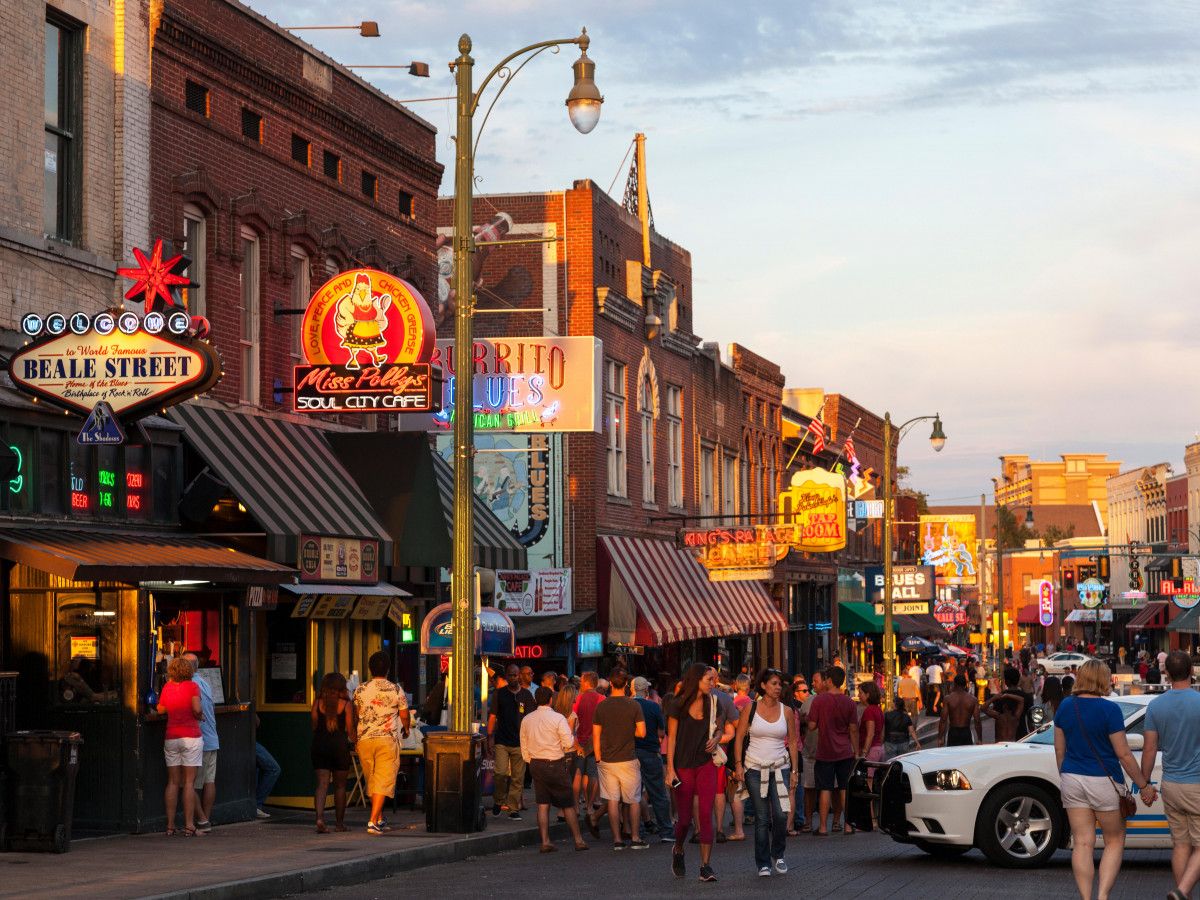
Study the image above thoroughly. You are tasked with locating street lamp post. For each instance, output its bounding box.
[447,31,601,733]
[882,412,946,690]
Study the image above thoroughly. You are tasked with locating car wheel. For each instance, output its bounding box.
[914,840,971,859]
[976,782,1060,869]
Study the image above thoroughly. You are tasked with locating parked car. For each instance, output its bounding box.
[1037,652,1095,675]
[868,694,1168,868]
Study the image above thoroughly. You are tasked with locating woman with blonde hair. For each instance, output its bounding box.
[1054,659,1156,900]
[157,655,203,836]
[552,684,581,812]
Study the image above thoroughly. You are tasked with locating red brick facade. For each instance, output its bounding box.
[149,0,443,414]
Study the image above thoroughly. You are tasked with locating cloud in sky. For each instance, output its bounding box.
[251,0,1200,497]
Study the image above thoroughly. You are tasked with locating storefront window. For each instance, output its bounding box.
[124,445,149,519]
[39,429,64,514]
[95,445,120,518]
[264,608,310,705]
[152,443,177,522]
[69,441,93,517]
[4,424,36,515]
[55,589,120,706]
[152,591,237,703]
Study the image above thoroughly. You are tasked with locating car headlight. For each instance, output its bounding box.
[922,769,972,791]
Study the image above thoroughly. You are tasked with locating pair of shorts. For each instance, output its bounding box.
[597,759,642,804]
[164,737,203,768]
[1060,773,1123,812]
[1162,781,1200,846]
[530,757,575,808]
[357,735,399,799]
[311,730,352,772]
[813,758,854,791]
[802,756,816,790]
[576,752,598,781]
[715,762,728,792]
[193,750,218,787]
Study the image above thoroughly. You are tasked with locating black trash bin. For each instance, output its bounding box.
[6,730,83,853]
[424,731,487,833]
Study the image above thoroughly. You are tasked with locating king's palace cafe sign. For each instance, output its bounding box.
[396,336,602,433]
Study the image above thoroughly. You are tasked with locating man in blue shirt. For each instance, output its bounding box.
[632,677,672,841]
[1141,650,1200,900]
[184,652,220,832]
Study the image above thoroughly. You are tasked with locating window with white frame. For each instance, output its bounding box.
[325,256,340,278]
[182,206,207,318]
[290,246,309,359]
[722,452,738,524]
[640,376,655,504]
[666,386,683,508]
[740,448,750,518]
[701,445,715,516]
[605,360,627,497]
[766,449,776,514]
[239,228,260,405]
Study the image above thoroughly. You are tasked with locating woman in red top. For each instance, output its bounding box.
[156,656,203,835]
[857,680,885,763]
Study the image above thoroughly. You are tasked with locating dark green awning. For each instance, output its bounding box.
[838,601,884,635]
[1167,605,1200,634]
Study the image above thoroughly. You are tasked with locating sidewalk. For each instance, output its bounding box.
[0,798,563,900]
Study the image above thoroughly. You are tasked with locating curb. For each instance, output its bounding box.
[139,821,568,900]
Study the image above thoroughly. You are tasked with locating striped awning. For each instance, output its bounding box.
[599,534,787,646]
[1126,600,1169,630]
[0,527,294,584]
[169,403,391,565]
[429,450,526,571]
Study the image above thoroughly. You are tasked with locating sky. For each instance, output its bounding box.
[249,0,1200,502]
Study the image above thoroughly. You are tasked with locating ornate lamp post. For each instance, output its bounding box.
[447,31,602,732]
[882,413,946,688]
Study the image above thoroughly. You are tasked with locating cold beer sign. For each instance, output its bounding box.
[294,269,437,414]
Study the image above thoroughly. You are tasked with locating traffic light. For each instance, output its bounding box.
[1171,557,1183,579]
[400,612,415,643]
[1063,568,1076,590]
[1097,555,1110,580]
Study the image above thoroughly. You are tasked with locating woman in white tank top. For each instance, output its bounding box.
[733,669,799,877]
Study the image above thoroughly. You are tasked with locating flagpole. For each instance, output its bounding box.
[784,399,827,471]
[825,416,862,471]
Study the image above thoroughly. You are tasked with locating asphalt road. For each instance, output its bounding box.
[290,826,1175,899]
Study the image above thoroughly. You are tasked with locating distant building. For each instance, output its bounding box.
[994,454,1122,525]
[1167,473,1189,552]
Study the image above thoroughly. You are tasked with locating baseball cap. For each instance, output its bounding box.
[632,676,650,694]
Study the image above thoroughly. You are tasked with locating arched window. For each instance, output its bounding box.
[182,203,207,317]
[290,246,310,359]
[239,227,260,405]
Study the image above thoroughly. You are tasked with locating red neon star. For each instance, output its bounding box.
[117,239,191,313]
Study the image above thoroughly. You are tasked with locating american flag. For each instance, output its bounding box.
[807,416,826,453]
[843,436,857,465]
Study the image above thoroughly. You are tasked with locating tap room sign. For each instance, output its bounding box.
[7,241,221,431]
[396,337,602,433]
[293,268,437,414]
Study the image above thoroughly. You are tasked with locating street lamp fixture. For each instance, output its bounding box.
[447,29,599,735]
[881,412,948,689]
[283,21,381,37]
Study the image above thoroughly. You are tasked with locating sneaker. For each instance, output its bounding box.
[255,809,271,820]
[699,864,717,882]
[195,820,212,834]
[660,833,676,844]
[671,849,685,878]
[774,859,788,875]
[376,818,391,832]
[613,841,627,851]
[758,867,772,877]
[508,812,522,821]
[366,821,385,835]
[492,805,502,817]
[629,839,649,850]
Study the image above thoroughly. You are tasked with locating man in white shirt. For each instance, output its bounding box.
[521,686,588,852]
[925,660,944,714]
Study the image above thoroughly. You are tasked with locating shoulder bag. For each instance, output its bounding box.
[1072,698,1136,819]
[709,694,728,767]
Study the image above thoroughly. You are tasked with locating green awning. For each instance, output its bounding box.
[1167,605,1200,634]
[838,601,884,635]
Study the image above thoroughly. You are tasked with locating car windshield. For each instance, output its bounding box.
[1023,701,1145,745]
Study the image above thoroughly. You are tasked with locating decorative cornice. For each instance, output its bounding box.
[662,329,699,358]
[156,14,443,187]
[596,286,641,332]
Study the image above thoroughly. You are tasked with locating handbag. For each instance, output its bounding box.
[1072,699,1136,819]
[709,694,728,767]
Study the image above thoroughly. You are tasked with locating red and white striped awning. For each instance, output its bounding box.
[599,534,788,646]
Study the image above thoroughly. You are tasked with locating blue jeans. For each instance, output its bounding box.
[744,766,789,869]
[255,742,281,808]
[635,748,671,830]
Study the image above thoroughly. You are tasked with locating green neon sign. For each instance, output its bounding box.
[7,445,22,494]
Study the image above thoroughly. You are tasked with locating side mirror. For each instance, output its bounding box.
[1126,734,1144,752]
[1029,706,1045,727]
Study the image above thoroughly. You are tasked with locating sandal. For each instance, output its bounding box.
[183,827,203,837]
[844,824,857,835]
[165,828,176,837]
[316,821,328,834]
[832,823,843,833]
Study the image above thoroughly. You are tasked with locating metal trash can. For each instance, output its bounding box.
[6,731,83,853]
[424,731,487,833]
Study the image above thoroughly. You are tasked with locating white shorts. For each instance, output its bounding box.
[597,759,642,804]
[164,737,203,768]
[193,750,218,787]
[1060,772,1123,812]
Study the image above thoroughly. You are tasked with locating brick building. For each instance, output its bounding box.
[436,176,788,675]
[148,0,442,411]
[0,0,151,344]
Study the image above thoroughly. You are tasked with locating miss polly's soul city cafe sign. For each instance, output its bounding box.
[6,240,221,439]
